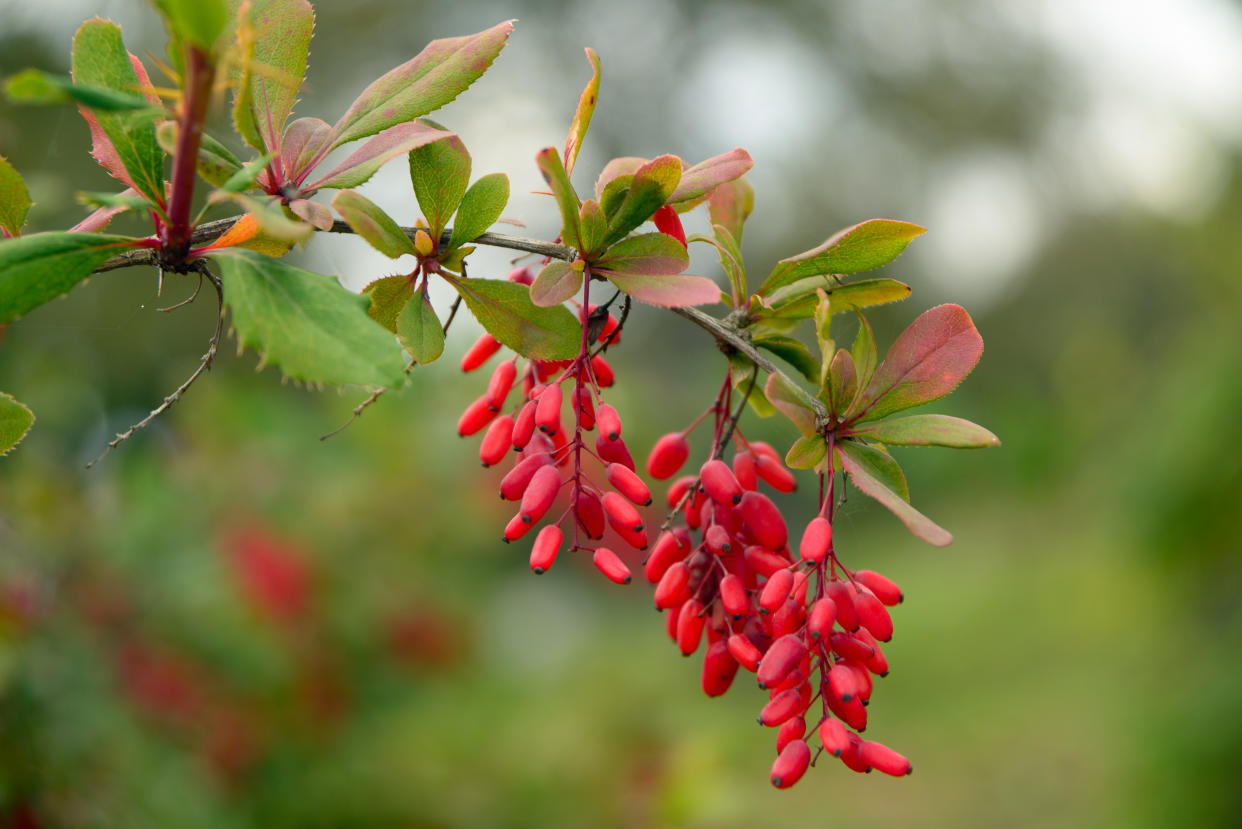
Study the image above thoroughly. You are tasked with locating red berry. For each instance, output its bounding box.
[701,639,739,697]
[826,580,861,632]
[511,399,538,450]
[596,433,635,470]
[704,524,732,555]
[839,732,871,773]
[699,459,743,506]
[575,386,596,430]
[653,204,687,248]
[461,333,502,372]
[759,687,804,727]
[827,662,859,703]
[601,491,644,535]
[529,525,562,574]
[771,597,804,639]
[737,491,788,550]
[654,562,691,609]
[499,453,553,501]
[457,395,498,437]
[770,739,811,789]
[486,360,517,411]
[519,464,562,524]
[759,569,794,615]
[853,588,894,642]
[858,740,912,777]
[828,631,874,664]
[535,384,563,434]
[807,597,838,641]
[718,573,749,619]
[590,354,615,387]
[507,266,534,285]
[596,403,622,441]
[646,432,690,480]
[744,545,792,579]
[733,450,758,491]
[727,633,762,672]
[756,633,807,689]
[479,415,515,467]
[643,529,691,583]
[605,463,652,506]
[676,598,706,655]
[503,512,532,543]
[592,547,632,585]
[798,516,832,563]
[855,569,903,606]
[776,716,807,754]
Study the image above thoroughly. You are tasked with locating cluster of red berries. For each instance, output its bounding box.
[643,426,913,787]
[458,268,651,584]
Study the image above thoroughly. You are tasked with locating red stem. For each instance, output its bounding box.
[160,45,215,266]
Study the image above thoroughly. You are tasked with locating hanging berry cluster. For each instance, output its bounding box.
[459,267,649,584]
[0,7,1000,792]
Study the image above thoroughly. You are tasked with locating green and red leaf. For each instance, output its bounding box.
[535,147,581,251]
[849,304,983,423]
[563,47,601,178]
[603,154,681,247]
[837,441,952,546]
[305,121,453,191]
[231,0,314,154]
[764,373,819,438]
[844,414,1000,449]
[530,260,582,307]
[668,148,753,207]
[362,275,415,332]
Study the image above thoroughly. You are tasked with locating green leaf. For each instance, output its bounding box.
[729,354,774,417]
[0,392,35,458]
[563,47,600,178]
[813,288,834,388]
[448,173,509,250]
[594,157,644,200]
[362,275,415,332]
[764,373,818,438]
[708,178,754,244]
[752,333,818,383]
[838,440,909,501]
[0,155,32,236]
[213,248,408,387]
[328,21,514,150]
[0,232,133,323]
[219,152,276,193]
[785,435,827,470]
[762,277,911,320]
[850,311,878,404]
[576,199,609,259]
[231,0,313,153]
[305,121,454,191]
[408,134,470,241]
[440,274,580,360]
[603,154,681,248]
[599,175,633,222]
[71,21,164,206]
[530,260,582,307]
[76,190,152,211]
[535,147,581,251]
[331,190,417,258]
[396,285,444,364]
[759,219,927,296]
[837,441,951,546]
[153,0,229,50]
[696,223,747,302]
[5,69,154,111]
[850,304,983,423]
[668,148,753,206]
[844,414,1000,449]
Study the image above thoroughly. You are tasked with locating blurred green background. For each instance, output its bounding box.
[2,0,1241,826]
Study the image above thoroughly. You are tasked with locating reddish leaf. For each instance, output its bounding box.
[563,47,601,178]
[598,272,721,308]
[669,148,753,206]
[282,116,332,183]
[304,121,454,191]
[593,232,687,276]
[837,442,951,546]
[849,304,983,423]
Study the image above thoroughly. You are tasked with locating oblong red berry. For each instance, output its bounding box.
[738,491,788,550]
[590,354,615,387]
[644,530,690,584]
[575,487,606,539]
[759,687,804,727]
[699,459,743,506]
[853,628,889,676]
[753,447,797,493]
[718,573,749,619]
[602,491,644,534]
[479,415,515,467]
[486,359,517,411]
[520,464,562,524]
[701,639,739,697]
[676,598,706,656]
[776,716,807,755]
[827,690,869,732]
[653,203,687,248]
[840,732,871,773]
[798,516,832,563]
[826,581,861,632]
[733,450,758,491]
[605,463,652,506]
[827,662,859,703]
[575,386,596,430]
[461,333,502,372]
[727,633,762,672]
[855,569,903,606]
[654,562,692,609]
[853,589,894,642]
[592,547,632,585]
[828,631,875,664]
[595,433,635,471]
[596,403,622,441]
[529,525,562,574]
[818,717,851,758]
[511,399,538,450]
[807,597,838,641]
[507,265,534,285]
[744,545,792,579]
[646,432,690,480]
[756,633,807,689]
[770,739,811,789]
[771,597,805,639]
[704,524,732,556]
[503,512,532,542]
[535,384,563,434]
[759,569,794,615]
[457,394,498,437]
[858,740,912,777]
[499,453,553,501]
